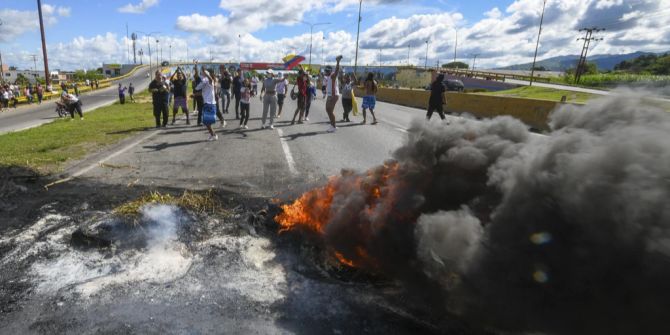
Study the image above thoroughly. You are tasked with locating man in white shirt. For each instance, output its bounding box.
[275,73,289,118]
[195,64,220,141]
[324,55,343,133]
[259,69,283,129]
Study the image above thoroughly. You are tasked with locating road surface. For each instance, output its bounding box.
[0,66,153,135]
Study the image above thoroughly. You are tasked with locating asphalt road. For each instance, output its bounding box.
[73,93,435,196]
[0,66,153,135]
[0,95,486,334]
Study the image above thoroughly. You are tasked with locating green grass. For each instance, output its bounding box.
[0,92,155,174]
[548,73,670,88]
[479,86,594,103]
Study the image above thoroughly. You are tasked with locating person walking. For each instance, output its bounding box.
[192,71,205,126]
[305,77,316,121]
[276,73,289,118]
[251,75,259,96]
[36,84,44,104]
[290,70,308,125]
[24,86,33,104]
[426,73,447,121]
[232,68,244,120]
[1,86,10,112]
[361,72,378,125]
[340,75,353,122]
[220,68,232,114]
[238,78,252,129]
[73,82,79,97]
[213,75,227,128]
[128,83,136,103]
[259,69,282,130]
[171,68,190,125]
[149,70,170,128]
[95,80,99,90]
[60,91,84,120]
[195,64,219,141]
[118,83,127,104]
[324,55,343,132]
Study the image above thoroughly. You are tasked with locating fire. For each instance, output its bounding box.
[274,162,403,268]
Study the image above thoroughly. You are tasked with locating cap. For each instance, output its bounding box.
[267,69,274,75]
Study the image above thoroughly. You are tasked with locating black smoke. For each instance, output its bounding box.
[291,90,670,334]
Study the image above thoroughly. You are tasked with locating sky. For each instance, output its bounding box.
[1,0,669,71]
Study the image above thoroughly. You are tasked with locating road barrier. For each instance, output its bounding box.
[354,87,579,131]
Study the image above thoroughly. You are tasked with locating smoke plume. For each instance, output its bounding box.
[278,89,670,334]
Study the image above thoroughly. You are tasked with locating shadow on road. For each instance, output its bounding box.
[142,140,204,151]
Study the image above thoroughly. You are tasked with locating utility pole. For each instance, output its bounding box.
[353,0,363,79]
[37,0,51,86]
[138,49,143,64]
[454,30,458,64]
[0,51,4,84]
[424,40,429,70]
[379,48,382,67]
[471,54,480,72]
[29,54,38,72]
[530,0,547,86]
[575,27,604,83]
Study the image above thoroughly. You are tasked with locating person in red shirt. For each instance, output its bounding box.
[290,69,308,125]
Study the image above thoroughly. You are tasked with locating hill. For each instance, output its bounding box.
[499,51,662,72]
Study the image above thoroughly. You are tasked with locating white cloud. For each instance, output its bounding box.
[118,0,159,14]
[0,4,70,42]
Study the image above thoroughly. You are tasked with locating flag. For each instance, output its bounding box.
[352,91,359,116]
[283,51,307,70]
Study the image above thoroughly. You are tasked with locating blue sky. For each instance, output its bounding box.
[1,0,668,70]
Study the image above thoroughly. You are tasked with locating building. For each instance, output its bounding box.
[102,63,136,77]
[1,69,44,84]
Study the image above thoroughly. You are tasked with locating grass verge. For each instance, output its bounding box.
[0,91,155,174]
[480,86,594,103]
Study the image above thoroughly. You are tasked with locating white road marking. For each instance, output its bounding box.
[71,130,160,178]
[276,128,299,176]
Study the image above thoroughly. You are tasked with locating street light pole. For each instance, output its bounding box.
[407,44,411,66]
[37,0,51,86]
[298,21,330,69]
[530,0,547,86]
[169,44,172,64]
[353,0,363,78]
[471,54,480,72]
[424,40,429,70]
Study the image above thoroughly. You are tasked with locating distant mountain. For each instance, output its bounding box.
[498,51,663,72]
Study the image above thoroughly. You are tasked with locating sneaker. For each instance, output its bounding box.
[80,117,84,121]
[243,125,249,129]
[171,120,176,125]
[305,117,309,121]
[220,121,227,128]
[268,124,274,130]
[261,125,267,129]
[238,125,244,129]
[208,135,218,141]
[327,126,337,133]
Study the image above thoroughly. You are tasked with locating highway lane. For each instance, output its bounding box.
[73,93,444,196]
[0,66,153,135]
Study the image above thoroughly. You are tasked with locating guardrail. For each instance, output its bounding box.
[443,68,553,84]
[9,82,112,106]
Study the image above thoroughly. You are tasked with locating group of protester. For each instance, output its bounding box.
[0,83,48,111]
[147,56,385,141]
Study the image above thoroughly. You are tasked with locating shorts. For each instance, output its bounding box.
[277,94,286,106]
[362,96,376,109]
[202,103,217,126]
[221,89,230,97]
[173,96,188,111]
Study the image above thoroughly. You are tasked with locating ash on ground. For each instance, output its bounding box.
[0,175,482,334]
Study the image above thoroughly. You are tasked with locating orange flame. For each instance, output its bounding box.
[275,162,403,268]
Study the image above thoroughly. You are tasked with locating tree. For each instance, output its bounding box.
[14,74,30,86]
[532,66,547,71]
[442,61,469,69]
